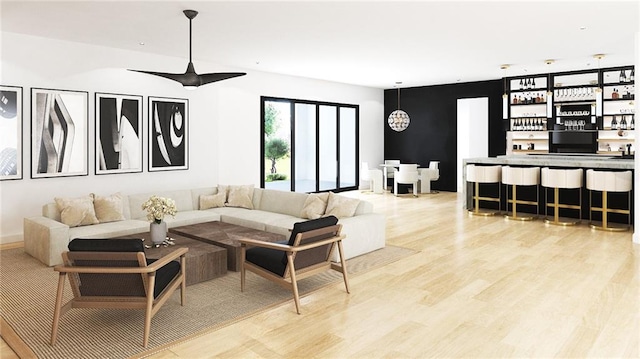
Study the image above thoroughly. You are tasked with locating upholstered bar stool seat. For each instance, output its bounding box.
[466,164,502,216]
[586,169,632,231]
[502,166,540,221]
[541,168,583,225]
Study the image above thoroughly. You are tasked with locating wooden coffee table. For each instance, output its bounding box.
[169,222,287,271]
[119,232,227,286]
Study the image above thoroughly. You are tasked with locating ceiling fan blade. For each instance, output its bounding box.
[128,69,188,83]
[199,72,247,85]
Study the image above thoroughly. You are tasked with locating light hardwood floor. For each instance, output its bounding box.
[2,190,638,358]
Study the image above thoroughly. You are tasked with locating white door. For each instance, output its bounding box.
[457,97,489,192]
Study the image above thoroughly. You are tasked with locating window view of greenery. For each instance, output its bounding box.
[262,97,358,193]
[264,101,291,190]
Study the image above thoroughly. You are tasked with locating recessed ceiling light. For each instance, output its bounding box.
[139,42,145,46]
[580,26,587,30]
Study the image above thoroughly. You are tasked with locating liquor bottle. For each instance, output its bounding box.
[619,70,626,83]
[630,69,635,82]
[631,115,635,130]
[611,116,618,130]
[532,78,536,88]
[612,88,619,99]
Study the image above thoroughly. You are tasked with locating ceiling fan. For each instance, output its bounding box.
[129,10,246,89]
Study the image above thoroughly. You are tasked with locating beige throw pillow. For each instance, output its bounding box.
[54,195,100,227]
[226,185,254,209]
[300,193,330,219]
[200,192,227,210]
[324,192,360,219]
[91,192,125,223]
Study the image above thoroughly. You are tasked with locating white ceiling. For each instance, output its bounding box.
[1,0,638,89]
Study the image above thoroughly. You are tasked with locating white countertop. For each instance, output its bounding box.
[463,154,634,170]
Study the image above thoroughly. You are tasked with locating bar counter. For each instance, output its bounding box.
[462,154,634,223]
[464,154,634,171]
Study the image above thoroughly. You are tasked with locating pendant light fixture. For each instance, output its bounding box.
[545,59,554,120]
[594,54,604,119]
[388,82,410,132]
[501,65,509,120]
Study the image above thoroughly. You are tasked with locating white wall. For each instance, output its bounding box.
[0,32,384,243]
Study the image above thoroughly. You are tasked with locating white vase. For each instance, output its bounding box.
[150,221,167,244]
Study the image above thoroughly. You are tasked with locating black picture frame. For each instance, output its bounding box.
[148,96,188,172]
[95,92,143,175]
[31,88,89,178]
[0,85,23,180]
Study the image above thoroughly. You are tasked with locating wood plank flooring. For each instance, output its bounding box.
[2,190,638,358]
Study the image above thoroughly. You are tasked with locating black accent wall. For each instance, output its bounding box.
[384,80,505,192]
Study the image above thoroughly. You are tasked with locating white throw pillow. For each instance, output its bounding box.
[324,192,360,219]
[54,195,100,227]
[91,192,125,223]
[225,185,254,209]
[200,192,227,210]
[300,193,330,219]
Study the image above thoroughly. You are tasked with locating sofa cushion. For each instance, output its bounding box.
[324,192,360,219]
[300,193,329,219]
[128,190,194,220]
[69,220,150,240]
[225,185,254,209]
[199,193,226,210]
[91,192,126,223]
[258,189,308,217]
[163,211,221,228]
[55,195,100,227]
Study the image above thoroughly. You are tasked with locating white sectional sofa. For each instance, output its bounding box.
[24,187,386,266]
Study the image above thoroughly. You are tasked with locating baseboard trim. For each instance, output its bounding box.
[0,242,24,251]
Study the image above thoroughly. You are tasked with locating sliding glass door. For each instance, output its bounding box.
[261,97,359,193]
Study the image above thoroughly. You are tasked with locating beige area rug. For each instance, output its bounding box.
[0,245,415,359]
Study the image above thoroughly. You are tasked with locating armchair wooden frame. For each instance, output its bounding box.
[51,247,188,347]
[239,224,349,314]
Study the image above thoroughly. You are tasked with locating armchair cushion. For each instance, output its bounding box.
[68,238,144,252]
[286,215,339,246]
[245,240,288,276]
[67,238,180,298]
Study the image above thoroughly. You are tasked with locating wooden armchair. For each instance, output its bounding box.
[239,216,349,314]
[51,238,187,347]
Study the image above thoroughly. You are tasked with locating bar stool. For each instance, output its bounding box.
[466,164,501,216]
[502,166,540,221]
[586,169,632,231]
[541,168,583,225]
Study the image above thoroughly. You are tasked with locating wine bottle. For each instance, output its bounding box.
[621,116,627,130]
[611,116,618,130]
[631,115,635,130]
[630,69,635,82]
[532,78,536,88]
[519,79,524,90]
[619,70,626,83]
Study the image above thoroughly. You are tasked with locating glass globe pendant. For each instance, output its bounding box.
[388,83,410,132]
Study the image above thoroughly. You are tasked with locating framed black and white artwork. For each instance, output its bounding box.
[0,85,23,180]
[95,92,143,175]
[31,88,88,178]
[148,96,188,172]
